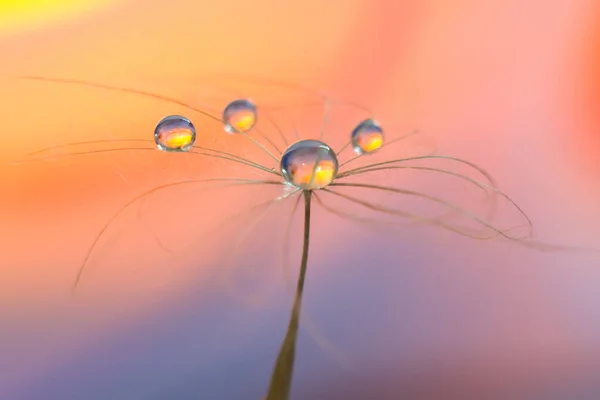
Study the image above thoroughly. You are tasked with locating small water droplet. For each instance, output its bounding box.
[154,115,196,152]
[223,99,257,134]
[280,140,338,190]
[351,119,384,155]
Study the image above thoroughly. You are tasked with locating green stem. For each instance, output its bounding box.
[264,190,312,400]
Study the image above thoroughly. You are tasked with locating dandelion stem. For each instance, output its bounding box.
[264,189,312,400]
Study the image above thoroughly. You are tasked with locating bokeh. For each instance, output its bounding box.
[2,0,600,399]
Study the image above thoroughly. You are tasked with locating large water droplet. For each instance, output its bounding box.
[154,115,196,152]
[351,119,384,155]
[223,99,257,134]
[280,140,338,190]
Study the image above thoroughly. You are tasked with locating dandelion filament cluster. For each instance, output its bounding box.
[153,95,384,192]
[14,73,589,400]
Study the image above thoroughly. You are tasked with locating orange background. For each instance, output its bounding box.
[2,0,600,398]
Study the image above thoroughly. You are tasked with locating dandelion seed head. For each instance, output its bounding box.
[154,115,196,152]
[15,73,573,297]
[351,118,384,155]
[14,72,597,400]
[280,140,338,190]
[222,98,257,134]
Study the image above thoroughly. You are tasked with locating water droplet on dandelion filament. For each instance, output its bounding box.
[351,119,384,155]
[223,99,257,134]
[154,115,196,152]
[280,140,338,190]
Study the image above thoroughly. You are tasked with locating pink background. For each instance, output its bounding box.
[1,0,600,398]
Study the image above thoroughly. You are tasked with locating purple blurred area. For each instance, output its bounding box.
[4,226,600,399]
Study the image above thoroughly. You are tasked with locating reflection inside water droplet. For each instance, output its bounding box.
[351,118,384,155]
[280,140,338,190]
[154,115,196,152]
[223,99,257,134]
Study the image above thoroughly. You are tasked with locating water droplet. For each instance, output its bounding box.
[351,119,384,155]
[223,99,257,134]
[154,115,196,152]
[280,140,338,190]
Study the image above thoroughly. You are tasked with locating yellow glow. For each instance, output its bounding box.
[160,129,194,149]
[291,161,335,187]
[233,113,256,132]
[313,162,335,186]
[0,0,115,33]
[358,133,383,153]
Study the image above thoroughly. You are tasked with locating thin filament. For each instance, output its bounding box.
[15,146,281,177]
[314,192,530,253]
[17,138,277,175]
[318,98,331,141]
[337,164,498,226]
[188,71,373,114]
[339,154,493,179]
[219,189,301,305]
[340,161,532,233]
[338,129,421,169]
[323,186,599,253]
[322,187,526,241]
[336,140,351,157]
[241,133,281,163]
[17,76,281,164]
[17,76,224,125]
[263,112,289,149]
[71,178,283,291]
[185,86,286,154]
[330,182,532,240]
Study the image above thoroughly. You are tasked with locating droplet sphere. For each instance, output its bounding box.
[223,99,257,134]
[280,140,339,190]
[351,119,384,155]
[154,115,196,152]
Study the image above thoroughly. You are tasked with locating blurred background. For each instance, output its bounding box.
[1,0,600,399]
